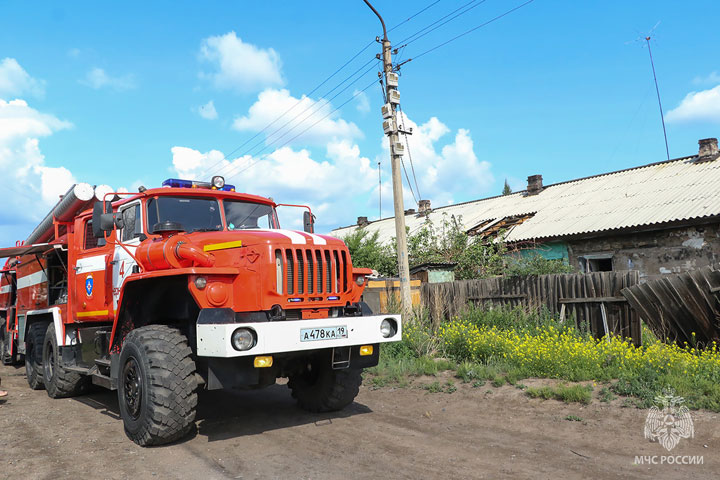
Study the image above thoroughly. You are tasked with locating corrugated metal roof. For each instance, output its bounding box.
[330,155,720,244]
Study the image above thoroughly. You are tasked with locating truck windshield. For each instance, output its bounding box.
[224,200,276,230]
[147,196,223,233]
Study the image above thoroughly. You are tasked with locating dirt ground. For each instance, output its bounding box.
[0,363,718,480]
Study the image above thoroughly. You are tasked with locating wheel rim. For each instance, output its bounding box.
[122,357,142,419]
[43,339,55,381]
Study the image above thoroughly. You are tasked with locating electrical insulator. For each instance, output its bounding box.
[381,103,393,119]
[386,72,399,88]
[388,89,400,105]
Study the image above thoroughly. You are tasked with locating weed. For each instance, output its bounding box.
[472,380,485,388]
[491,375,506,387]
[599,387,616,403]
[526,384,592,405]
[565,415,583,422]
[423,381,443,393]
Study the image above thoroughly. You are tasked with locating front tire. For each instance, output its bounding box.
[117,325,198,446]
[25,323,47,390]
[42,323,90,398]
[288,355,363,413]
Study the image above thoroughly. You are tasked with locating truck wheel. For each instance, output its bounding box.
[288,356,363,413]
[117,325,198,446]
[42,323,90,398]
[25,323,47,390]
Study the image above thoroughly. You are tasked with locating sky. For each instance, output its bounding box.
[2,0,720,244]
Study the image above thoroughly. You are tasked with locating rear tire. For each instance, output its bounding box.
[25,323,47,390]
[42,323,90,398]
[288,355,363,413]
[117,325,198,446]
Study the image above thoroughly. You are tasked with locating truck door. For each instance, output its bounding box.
[112,202,143,310]
[73,218,113,320]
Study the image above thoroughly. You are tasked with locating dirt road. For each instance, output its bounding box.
[0,363,717,480]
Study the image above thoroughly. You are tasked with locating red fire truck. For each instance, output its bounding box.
[0,177,401,446]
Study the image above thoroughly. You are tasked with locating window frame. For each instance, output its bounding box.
[119,200,144,242]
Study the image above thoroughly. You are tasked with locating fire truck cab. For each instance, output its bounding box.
[0,177,401,446]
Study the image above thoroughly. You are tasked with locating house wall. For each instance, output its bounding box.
[567,223,720,281]
[517,241,569,261]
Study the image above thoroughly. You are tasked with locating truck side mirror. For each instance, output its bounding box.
[303,211,315,234]
[92,201,124,238]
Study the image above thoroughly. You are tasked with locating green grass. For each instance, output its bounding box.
[565,415,583,422]
[423,381,443,393]
[525,384,593,405]
[599,387,616,403]
[366,305,720,412]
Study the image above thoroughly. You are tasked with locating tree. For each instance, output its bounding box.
[342,228,396,277]
[502,179,512,195]
[343,215,575,280]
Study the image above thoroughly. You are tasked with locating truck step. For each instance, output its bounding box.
[91,372,116,390]
[94,358,111,368]
[65,365,91,374]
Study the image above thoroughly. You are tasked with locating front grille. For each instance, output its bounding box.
[276,248,350,296]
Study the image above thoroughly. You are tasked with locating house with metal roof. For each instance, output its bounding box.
[331,138,720,280]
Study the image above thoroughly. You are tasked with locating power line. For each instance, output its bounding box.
[397,0,485,45]
[398,106,421,200]
[198,46,376,179]
[400,156,419,204]
[400,0,536,66]
[200,0,444,180]
[225,78,379,180]
[218,59,377,172]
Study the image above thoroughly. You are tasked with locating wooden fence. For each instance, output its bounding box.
[622,265,720,346]
[420,271,642,345]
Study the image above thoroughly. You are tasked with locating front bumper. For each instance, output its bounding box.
[196,313,402,358]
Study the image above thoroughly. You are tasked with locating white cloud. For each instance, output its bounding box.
[379,114,493,209]
[0,99,75,243]
[666,85,720,123]
[0,58,45,98]
[170,139,377,231]
[199,31,283,93]
[232,88,362,147]
[354,89,370,113]
[171,114,491,231]
[81,67,136,91]
[692,72,720,86]
[194,100,218,120]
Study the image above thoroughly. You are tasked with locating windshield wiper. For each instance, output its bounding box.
[191,228,221,232]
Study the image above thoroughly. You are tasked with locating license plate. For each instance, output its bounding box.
[300,325,348,342]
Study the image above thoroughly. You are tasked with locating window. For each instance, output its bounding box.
[121,204,142,241]
[146,196,222,234]
[579,254,613,272]
[84,220,106,250]
[224,200,275,230]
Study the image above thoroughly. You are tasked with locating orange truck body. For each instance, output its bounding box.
[0,179,401,445]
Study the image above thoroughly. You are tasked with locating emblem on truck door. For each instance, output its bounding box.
[85,274,94,297]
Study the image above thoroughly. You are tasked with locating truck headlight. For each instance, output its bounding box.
[380,318,397,338]
[355,276,366,286]
[231,328,256,351]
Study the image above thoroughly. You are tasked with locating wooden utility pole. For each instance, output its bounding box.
[363,0,412,314]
